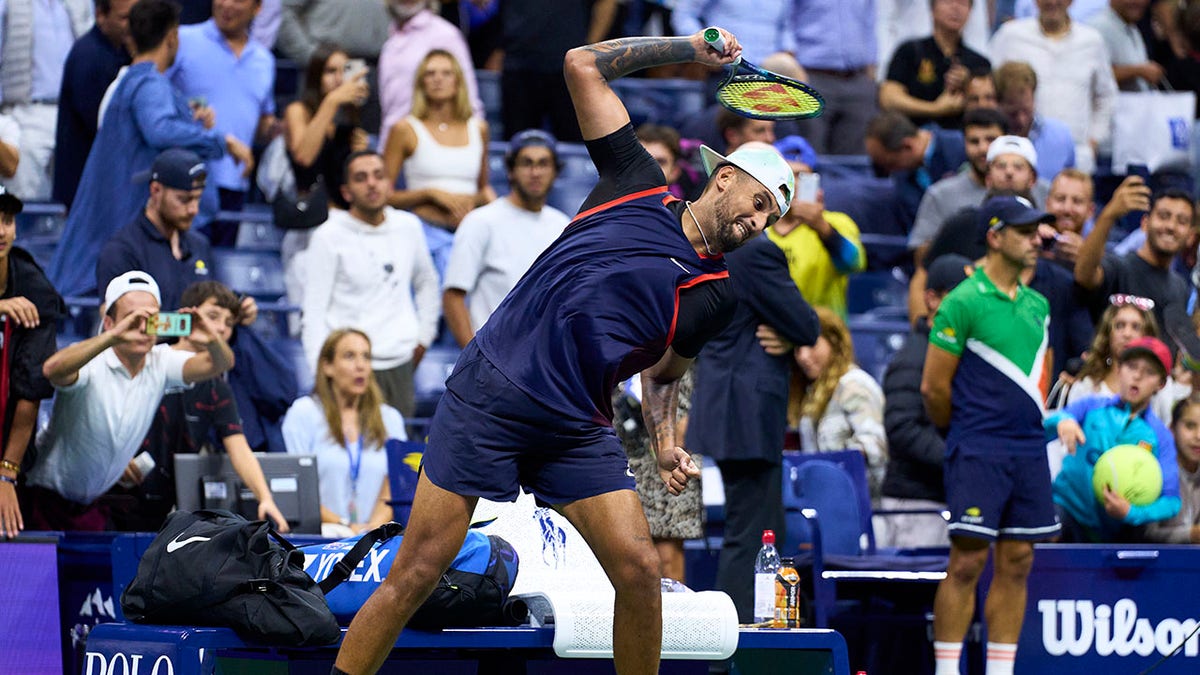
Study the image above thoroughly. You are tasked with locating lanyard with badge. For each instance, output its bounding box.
[347,437,363,524]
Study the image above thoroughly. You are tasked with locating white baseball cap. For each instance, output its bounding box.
[105,270,161,309]
[698,143,795,219]
[987,135,1038,171]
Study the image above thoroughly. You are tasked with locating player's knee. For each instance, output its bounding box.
[946,546,989,584]
[995,543,1034,581]
[609,547,663,595]
[381,553,448,600]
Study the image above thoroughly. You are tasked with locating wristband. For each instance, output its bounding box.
[0,475,16,485]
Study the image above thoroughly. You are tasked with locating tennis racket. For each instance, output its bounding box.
[703,27,824,120]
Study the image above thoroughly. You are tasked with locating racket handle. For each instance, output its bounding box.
[703,27,726,54]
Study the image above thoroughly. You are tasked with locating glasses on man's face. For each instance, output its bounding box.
[514,158,555,170]
[1109,294,1155,311]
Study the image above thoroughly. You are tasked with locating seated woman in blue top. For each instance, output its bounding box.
[1047,336,1182,543]
[283,328,407,537]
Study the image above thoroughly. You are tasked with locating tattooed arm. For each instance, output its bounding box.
[640,348,700,496]
[563,28,742,141]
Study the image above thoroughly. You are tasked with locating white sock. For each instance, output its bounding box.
[933,640,962,675]
[986,642,1017,675]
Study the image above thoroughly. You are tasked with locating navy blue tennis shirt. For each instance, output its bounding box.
[474,124,736,425]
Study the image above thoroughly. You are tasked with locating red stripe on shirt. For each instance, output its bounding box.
[570,186,670,224]
[665,271,730,347]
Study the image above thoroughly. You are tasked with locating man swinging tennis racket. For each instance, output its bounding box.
[332,27,797,675]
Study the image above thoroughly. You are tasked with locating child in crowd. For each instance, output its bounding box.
[1047,336,1181,542]
[1144,396,1200,543]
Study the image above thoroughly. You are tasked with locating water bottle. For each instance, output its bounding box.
[753,529,781,623]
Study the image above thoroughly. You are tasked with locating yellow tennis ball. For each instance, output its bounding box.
[1092,444,1163,506]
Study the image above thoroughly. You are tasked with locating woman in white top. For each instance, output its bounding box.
[382,49,494,230]
[283,329,407,536]
[792,306,889,499]
[1061,295,1190,422]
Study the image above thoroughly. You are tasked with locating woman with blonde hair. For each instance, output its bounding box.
[793,306,888,498]
[1061,295,1190,422]
[381,49,494,231]
[283,329,407,536]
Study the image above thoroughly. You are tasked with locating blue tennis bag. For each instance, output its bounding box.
[301,523,520,628]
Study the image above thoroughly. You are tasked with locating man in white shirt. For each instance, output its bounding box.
[989,0,1119,173]
[22,270,234,531]
[1088,0,1165,91]
[301,150,440,417]
[443,129,567,348]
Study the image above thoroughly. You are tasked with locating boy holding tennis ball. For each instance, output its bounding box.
[1047,336,1181,542]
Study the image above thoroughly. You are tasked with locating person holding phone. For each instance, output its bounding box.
[283,44,370,212]
[108,280,290,533]
[20,271,234,532]
[1074,180,1196,332]
[765,135,866,318]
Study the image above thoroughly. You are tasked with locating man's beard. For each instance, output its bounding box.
[709,197,749,253]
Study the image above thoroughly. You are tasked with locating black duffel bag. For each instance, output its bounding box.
[121,510,395,646]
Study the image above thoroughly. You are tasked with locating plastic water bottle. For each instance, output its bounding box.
[753,530,781,623]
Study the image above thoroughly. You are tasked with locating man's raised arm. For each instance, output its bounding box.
[563,28,741,141]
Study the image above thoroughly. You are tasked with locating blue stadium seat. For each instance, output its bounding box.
[487,140,509,192]
[20,238,56,270]
[413,345,461,419]
[609,78,706,130]
[476,69,504,137]
[234,220,284,252]
[270,337,312,394]
[548,177,596,216]
[846,315,909,383]
[15,201,66,242]
[782,450,947,629]
[210,248,287,300]
[846,267,909,316]
[556,142,598,182]
[385,439,423,525]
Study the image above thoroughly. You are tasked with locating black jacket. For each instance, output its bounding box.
[687,232,819,464]
[2,247,64,456]
[880,318,945,501]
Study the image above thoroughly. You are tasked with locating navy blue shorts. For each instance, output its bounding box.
[944,446,1060,542]
[421,342,636,505]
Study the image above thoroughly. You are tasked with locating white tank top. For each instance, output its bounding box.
[402,115,484,194]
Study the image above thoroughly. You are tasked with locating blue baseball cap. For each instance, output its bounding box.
[774,135,818,169]
[135,148,207,190]
[977,195,1054,236]
[505,129,559,168]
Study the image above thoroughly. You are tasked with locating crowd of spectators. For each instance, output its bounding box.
[0,0,1198,579]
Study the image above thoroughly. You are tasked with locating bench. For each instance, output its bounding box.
[83,622,852,675]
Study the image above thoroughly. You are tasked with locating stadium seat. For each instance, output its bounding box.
[487,140,510,192]
[385,439,423,525]
[413,344,461,419]
[234,220,284,252]
[608,78,706,130]
[846,268,909,316]
[15,201,66,242]
[548,177,596,216]
[476,69,504,138]
[270,337,312,394]
[210,248,287,300]
[556,142,598,182]
[782,450,947,629]
[846,315,909,383]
